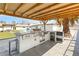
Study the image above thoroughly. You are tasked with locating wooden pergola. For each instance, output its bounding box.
[0,3,79,36]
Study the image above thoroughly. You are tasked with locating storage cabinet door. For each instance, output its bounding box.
[33,36,40,46]
[19,36,33,53]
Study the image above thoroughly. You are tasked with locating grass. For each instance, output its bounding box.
[0,32,16,39]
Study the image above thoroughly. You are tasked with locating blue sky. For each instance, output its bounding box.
[0,15,57,24]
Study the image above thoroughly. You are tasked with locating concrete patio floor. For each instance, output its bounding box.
[43,27,78,56]
[18,40,57,56]
[73,30,79,56]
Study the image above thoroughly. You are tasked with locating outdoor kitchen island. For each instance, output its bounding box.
[15,31,64,54]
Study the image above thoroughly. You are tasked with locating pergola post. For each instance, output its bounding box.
[62,18,70,37]
[42,20,48,32]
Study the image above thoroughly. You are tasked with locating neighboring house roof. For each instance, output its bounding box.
[16,24,30,27]
[31,23,58,27]
[2,24,14,26]
[0,23,58,27]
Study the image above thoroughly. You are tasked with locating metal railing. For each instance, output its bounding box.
[9,39,19,56]
[0,38,18,56]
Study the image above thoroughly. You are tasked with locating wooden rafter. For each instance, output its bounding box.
[14,3,23,14]
[31,4,79,19]
[21,3,42,16]
[55,10,79,18]
[0,3,79,21]
[4,3,7,13]
[27,3,58,17]
[35,8,79,19]
[30,3,74,18]
[48,7,79,16]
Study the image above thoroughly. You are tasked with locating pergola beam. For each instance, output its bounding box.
[1,12,31,20]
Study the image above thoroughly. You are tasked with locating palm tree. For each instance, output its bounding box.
[57,17,78,37]
[69,17,79,26]
[56,18,63,26]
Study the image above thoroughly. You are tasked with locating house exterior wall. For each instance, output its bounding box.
[31,24,63,31]
[0,24,63,32]
[0,26,13,31]
[16,27,26,32]
[0,27,2,31]
[3,26,13,31]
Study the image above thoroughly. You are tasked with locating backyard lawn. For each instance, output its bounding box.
[0,32,16,39]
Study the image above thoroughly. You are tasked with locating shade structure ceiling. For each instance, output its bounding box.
[0,3,79,20]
